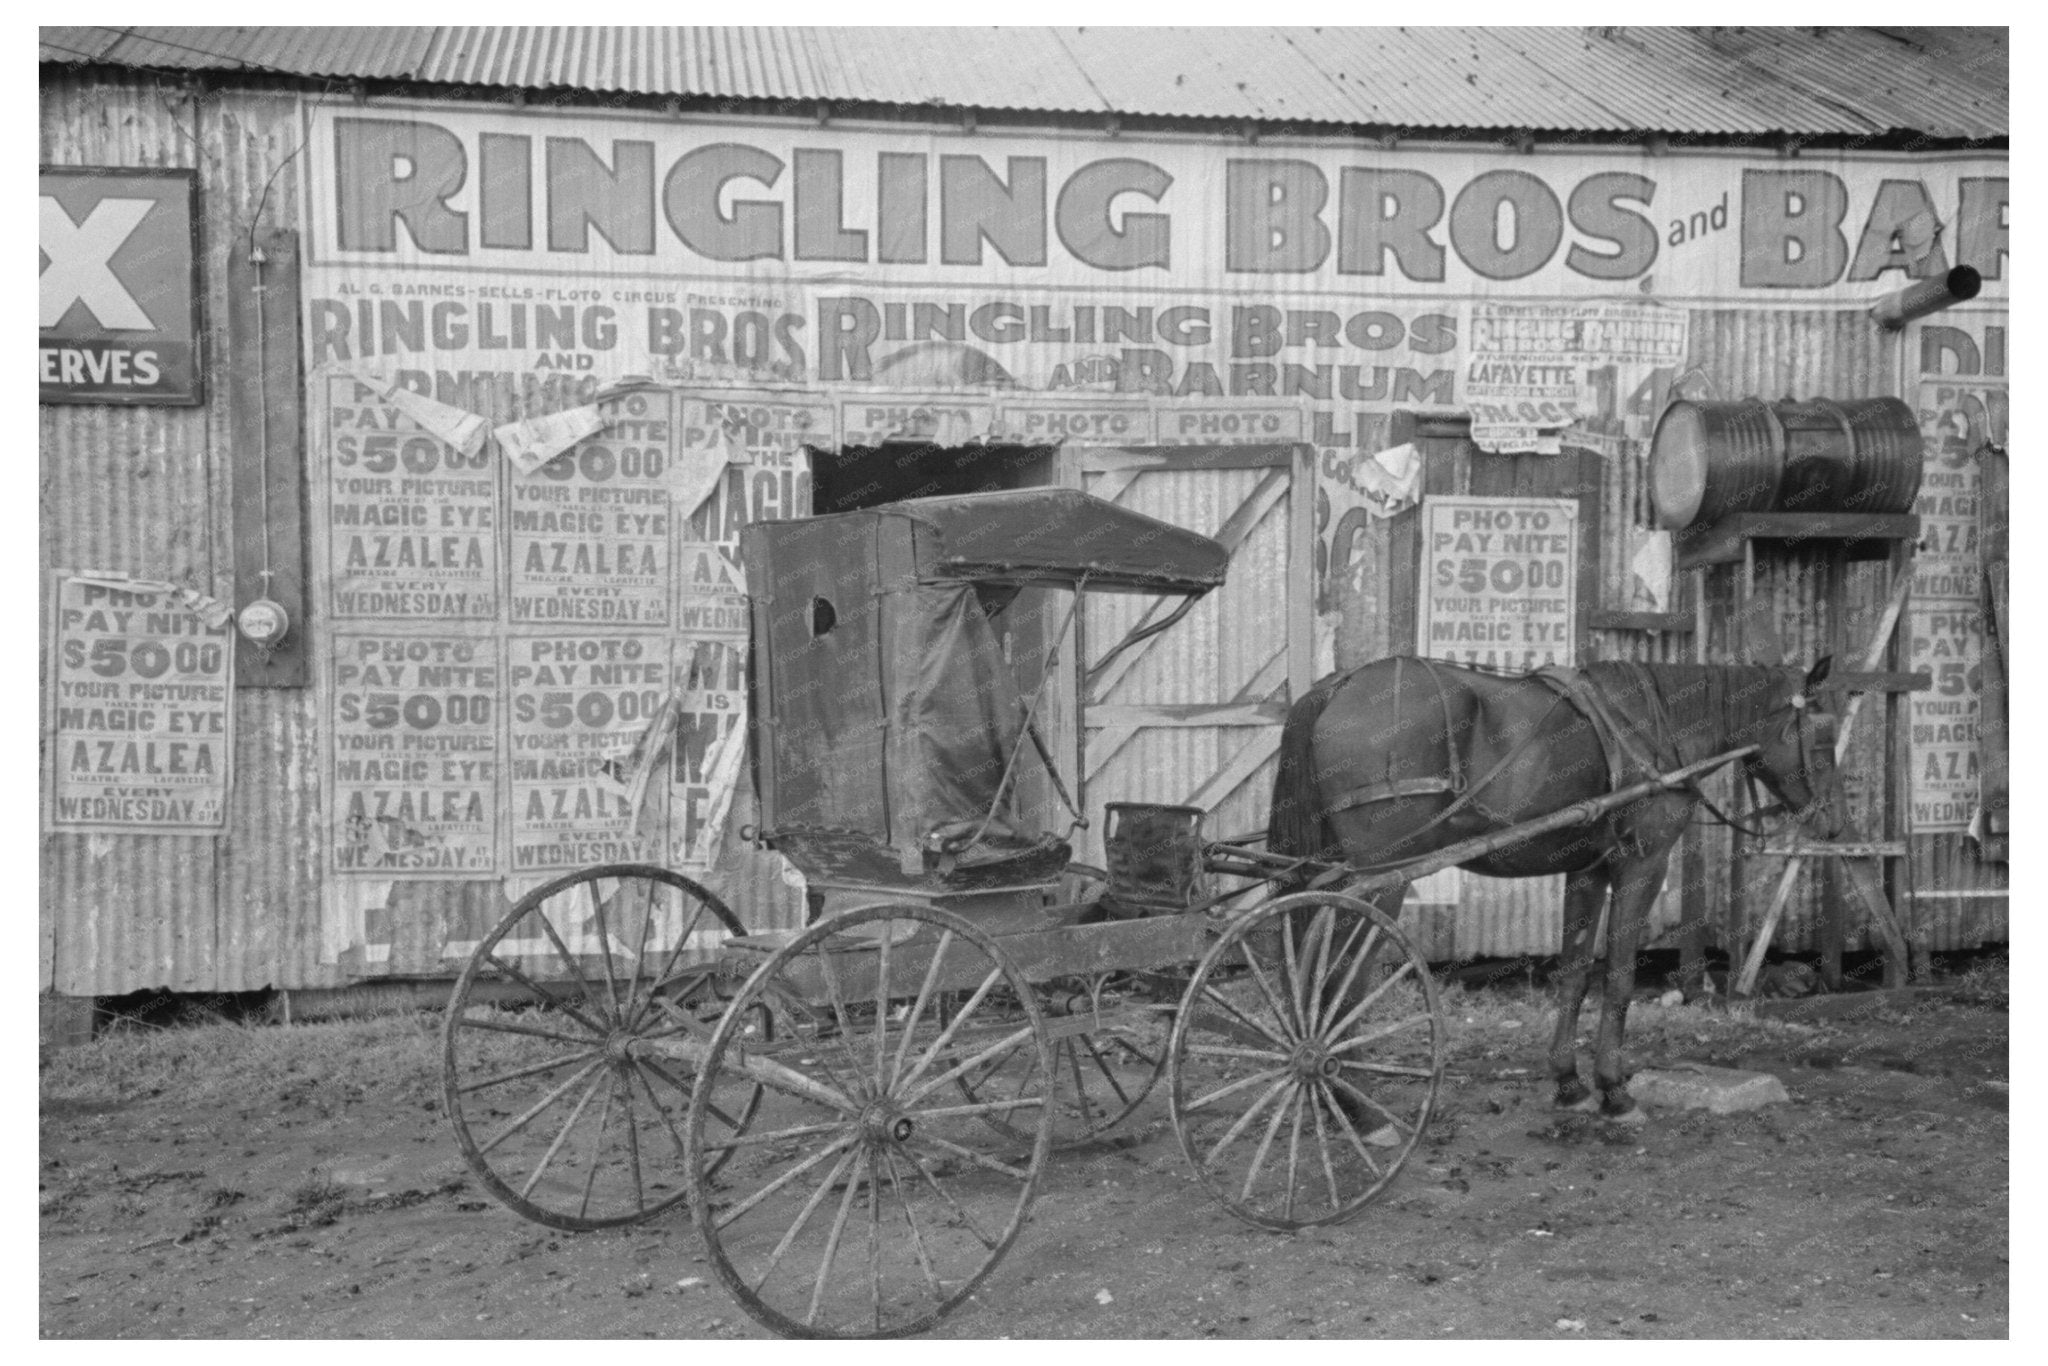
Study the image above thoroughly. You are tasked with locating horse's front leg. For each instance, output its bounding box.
[1590,852,1668,1124]
[1549,867,1607,1111]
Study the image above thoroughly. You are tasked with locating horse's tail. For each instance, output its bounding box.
[1268,669,1352,863]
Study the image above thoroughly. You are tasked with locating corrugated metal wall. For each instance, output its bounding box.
[40,73,342,994]
[1682,308,2008,954]
[42,73,2004,992]
[1331,306,2006,960]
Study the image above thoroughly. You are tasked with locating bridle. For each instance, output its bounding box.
[1711,687,1833,837]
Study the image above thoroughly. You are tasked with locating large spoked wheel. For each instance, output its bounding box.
[443,863,759,1231]
[955,973,1169,1148]
[687,903,1055,1339]
[1168,892,1445,1231]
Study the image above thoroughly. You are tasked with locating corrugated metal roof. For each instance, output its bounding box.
[39,25,2006,139]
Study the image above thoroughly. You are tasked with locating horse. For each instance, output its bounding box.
[1268,656,1843,1124]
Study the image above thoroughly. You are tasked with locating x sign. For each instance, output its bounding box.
[39,167,201,405]
[40,195,158,330]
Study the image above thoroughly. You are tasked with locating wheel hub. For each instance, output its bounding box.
[859,1101,913,1147]
[1289,1041,1337,1080]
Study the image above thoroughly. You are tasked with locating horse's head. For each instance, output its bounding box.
[1746,657,1845,838]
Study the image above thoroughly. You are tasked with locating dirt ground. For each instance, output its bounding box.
[40,982,2007,1340]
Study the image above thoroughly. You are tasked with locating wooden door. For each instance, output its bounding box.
[1055,445,1315,866]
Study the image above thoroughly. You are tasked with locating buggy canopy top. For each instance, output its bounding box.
[740,489,1228,884]
[874,487,1228,594]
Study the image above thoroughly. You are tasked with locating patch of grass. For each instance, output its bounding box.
[276,1175,349,1232]
[1953,950,2009,1008]
[39,1009,444,1113]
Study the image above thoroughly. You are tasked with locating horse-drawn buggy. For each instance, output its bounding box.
[442,488,1841,1338]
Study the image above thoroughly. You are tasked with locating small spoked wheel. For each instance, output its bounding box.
[1167,892,1445,1231]
[442,863,759,1230]
[955,974,1168,1148]
[687,903,1054,1339]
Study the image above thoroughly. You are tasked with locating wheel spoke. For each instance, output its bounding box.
[756,1145,859,1294]
[1323,958,1418,1040]
[573,1073,619,1219]
[1326,1074,1413,1140]
[616,1069,648,1216]
[816,945,872,1093]
[1078,1033,1134,1108]
[474,1056,606,1158]
[457,1047,602,1095]
[1303,908,1336,1035]
[1236,940,1299,1045]
[1064,1040,1097,1130]
[631,892,713,1033]
[908,1131,1032,1183]
[895,967,1008,1097]
[1326,1013,1433,1054]
[896,1096,1048,1122]
[1306,1078,1343,1212]
[516,1068,604,1198]
[629,1060,692,1169]
[477,953,608,1036]
[889,930,955,1089]
[1316,1081,1384,1179]
[805,1149,866,1327]
[1197,984,1291,1052]
[698,1118,854,1154]
[1336,1059,1438,1078]
[900,1024,1040,1110]
[713,1132,861,1232]
[617,876,662,1030]
[873,931,893,1094]
[1314,922,1383,1037]
[527,903,608,1027]
[899,1142,1002,1250]
[1186,1041,1291,1063]
[585,881,627,1026]
[882,1150,946,1299]
[1236,1077,1298,1203]
[1184,1064,1290,1115]
[1196,1071,1294,1169]
[866,1145,884,1333]
[1282,1086,1306,1221]
[456,1012,599,1048]
[1279,911,1310,1037]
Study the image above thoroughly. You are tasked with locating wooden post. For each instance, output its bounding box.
[1819,551,1847,989]
[1680,571,1709,993]
[1733,569,1914,995]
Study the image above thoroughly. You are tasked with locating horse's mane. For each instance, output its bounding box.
[1577,662,1793,768]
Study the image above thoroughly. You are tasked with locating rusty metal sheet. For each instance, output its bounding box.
[41,26,2008,140]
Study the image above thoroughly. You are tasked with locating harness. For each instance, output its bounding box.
[1318,660,1814,868]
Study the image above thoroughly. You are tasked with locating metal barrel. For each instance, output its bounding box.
[1647,398,1782,530]
[1832,396,1925,515]
[1649,396,1924,529]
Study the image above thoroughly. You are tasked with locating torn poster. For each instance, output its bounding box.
[1463,301,1688,453]
[494,404,606,476]
[45,570,235,834]
[350,372,489,458]
[1629,529,1674,611]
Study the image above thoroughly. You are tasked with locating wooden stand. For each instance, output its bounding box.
[1678,512,1923,993]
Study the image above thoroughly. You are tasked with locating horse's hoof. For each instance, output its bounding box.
[1555,1091,1599,1114]
[1601,1104,1648,1128]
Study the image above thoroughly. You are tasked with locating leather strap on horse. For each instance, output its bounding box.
[1533,663,1781,842]
[1326,667,1572,861]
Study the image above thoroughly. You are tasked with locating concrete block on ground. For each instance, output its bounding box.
[1630,1063,1790,1114]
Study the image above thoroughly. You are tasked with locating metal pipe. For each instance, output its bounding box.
[1870,265,1982,330]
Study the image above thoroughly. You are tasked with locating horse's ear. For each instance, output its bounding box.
[1803,656,1833,692]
